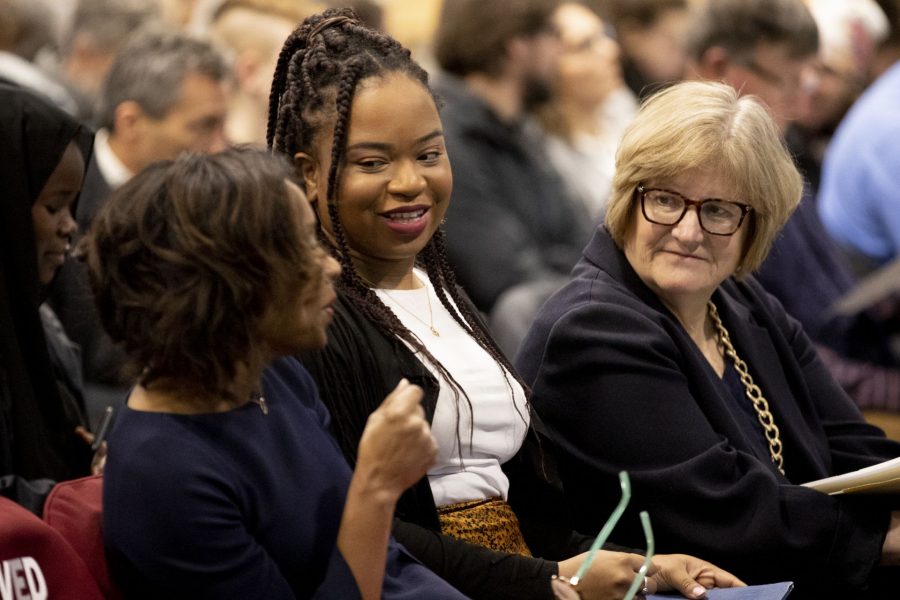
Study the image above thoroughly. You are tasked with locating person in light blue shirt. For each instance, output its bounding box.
[818,48,900,274]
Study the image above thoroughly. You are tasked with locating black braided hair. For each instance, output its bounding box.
[267,8,529,454]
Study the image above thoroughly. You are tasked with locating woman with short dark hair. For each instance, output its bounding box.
[90,147,466,599]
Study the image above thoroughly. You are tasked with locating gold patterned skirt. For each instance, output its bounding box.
[437,497,532,556]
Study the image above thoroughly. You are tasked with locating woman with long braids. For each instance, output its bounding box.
[270,9,742,600]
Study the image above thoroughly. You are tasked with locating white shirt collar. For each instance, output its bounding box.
[93,128,134,189]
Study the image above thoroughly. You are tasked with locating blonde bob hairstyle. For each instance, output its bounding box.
[604,80,803,277]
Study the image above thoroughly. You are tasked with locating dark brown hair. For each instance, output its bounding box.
[606,0,688,28]
[80,147,319,401]
[267,8,527,454]
[876,0,900,46]
[434,0,560,77]
[687,0,818,62]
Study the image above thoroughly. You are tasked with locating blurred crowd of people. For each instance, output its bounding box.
[6,0,900,424]
[4,0,900,598]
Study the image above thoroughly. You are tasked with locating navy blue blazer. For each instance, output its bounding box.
[516,227,900,596]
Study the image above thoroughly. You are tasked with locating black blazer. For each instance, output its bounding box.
[299,290,599,600]
[435,75,593,311]
[516,227,900,597]
[74,151,111,230]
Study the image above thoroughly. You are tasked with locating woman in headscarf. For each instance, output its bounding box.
[0,82,94,496]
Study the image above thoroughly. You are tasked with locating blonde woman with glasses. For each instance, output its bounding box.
[517,80,900,599]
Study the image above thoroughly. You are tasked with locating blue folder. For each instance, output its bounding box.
[647,581,793,600]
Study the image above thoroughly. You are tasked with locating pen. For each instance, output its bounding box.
[92,406,114,452]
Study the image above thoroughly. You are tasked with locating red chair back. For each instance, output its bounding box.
[42,475,121,600]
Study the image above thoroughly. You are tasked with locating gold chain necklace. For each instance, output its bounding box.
[708,300,785,475]
[380,275,440,336]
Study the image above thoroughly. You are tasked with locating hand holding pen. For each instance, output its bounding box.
[74,406,114,475]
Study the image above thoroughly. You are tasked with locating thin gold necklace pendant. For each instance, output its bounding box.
[421,277,439,336]
[380,274,441,336]
[250,393,268,415]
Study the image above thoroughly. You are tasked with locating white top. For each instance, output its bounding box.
[545,87,638,219]
[376,270,529,506]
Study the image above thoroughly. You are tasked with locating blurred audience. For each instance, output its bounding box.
[684,0,818,132]
[0,84,94,511]
[433,0,593,356]
[873,0,900,75]
[754,0,900,415]
[536,0,637,221]
[0,0,79,114]
[159,0,204,29]
[49,29,230,427]
[54,0,162,123]
[790,0,889,192]
[209,0,318,145]
[605,0,691,99]
[818,0,900,274]
[0,0,61,62]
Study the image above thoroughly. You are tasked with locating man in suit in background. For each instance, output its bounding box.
[51,28,230,425]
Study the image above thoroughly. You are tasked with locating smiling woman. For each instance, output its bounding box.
[297,73,453,280]
[269,9,744,600]
[624,168,749,331]
[516,80,900,597]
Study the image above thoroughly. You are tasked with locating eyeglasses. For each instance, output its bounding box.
[638,184,752,236]
[551,471,655,600]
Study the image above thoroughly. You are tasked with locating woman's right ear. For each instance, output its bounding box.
[294,152,320,206]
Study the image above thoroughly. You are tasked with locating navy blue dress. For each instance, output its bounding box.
[103,356,466,599]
